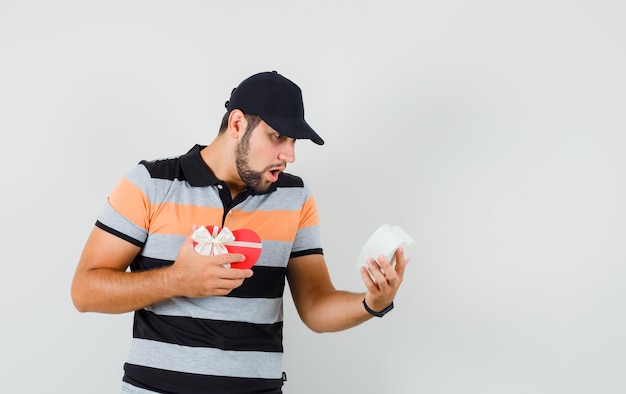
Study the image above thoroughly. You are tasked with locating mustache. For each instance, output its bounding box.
[266,162,287,172]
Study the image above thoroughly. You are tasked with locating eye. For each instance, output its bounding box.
[273,131,283,139]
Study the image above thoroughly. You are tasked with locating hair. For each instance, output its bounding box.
[218,111,261,136]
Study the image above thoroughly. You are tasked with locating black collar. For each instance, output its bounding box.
[180,144,218,187]
[179,144,278,195]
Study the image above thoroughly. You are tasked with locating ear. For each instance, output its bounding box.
[227,110,247,140]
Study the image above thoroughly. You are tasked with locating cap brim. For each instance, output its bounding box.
[262,115,325,145]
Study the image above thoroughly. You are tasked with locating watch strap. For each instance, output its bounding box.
[363,298,394,317]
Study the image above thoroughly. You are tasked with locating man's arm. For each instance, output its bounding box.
[286,248,408,333]
[71,226,253,314]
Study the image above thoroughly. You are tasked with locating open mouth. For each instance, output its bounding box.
[268,169,281,182]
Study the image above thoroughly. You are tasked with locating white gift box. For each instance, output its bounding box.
[356,224,415,272]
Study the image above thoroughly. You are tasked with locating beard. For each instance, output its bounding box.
[235,131,272,194]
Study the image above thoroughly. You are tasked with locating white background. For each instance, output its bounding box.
[1,1,625,393]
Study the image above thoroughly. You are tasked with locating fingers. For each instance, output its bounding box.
[200,253,253,281]
[360,256,398,313]
[360,249,408,297]
[368,255,399,285]
[393,247,410,279]
[184,226,250,271]
[359,266,376,288]
[358,246,412,316]
[167,226,256,298]
[214,251,245,267]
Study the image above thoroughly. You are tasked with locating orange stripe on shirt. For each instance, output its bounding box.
[148,202,225,235]
[299,195,320,229]
[225,195,320,242]
[108,177,151,230]
[109,178,224,234]
[224,209,299,241]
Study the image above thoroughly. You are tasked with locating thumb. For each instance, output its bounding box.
[182,225,200,252]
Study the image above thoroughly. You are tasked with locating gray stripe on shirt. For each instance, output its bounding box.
[126,338,283,379]
[146,296,283,324]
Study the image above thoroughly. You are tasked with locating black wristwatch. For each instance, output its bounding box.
[363,298,394,317]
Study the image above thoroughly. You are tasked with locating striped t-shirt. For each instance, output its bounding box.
[95,145,323,394]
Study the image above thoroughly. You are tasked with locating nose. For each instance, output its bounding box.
[278,140,296,163]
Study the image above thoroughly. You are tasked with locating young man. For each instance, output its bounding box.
[71,71,409,394]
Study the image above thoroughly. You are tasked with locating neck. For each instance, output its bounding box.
[200,138,246,197]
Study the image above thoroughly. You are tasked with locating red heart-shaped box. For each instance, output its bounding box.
[226,228,262,269]
[194,226,262,269]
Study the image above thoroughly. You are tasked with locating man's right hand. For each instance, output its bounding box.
[166,227,254,298]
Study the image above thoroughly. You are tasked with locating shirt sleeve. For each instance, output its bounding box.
[95,164,152,246]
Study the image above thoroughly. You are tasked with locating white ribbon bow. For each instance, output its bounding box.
[192,226,236,256]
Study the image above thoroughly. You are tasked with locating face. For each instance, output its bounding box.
[235,120,296,193]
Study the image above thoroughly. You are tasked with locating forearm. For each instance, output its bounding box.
[287,253,404,333]
[71,266,177,314]
[299,290,373,333]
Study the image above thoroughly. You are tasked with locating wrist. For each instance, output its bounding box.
[162,266,184,298]
[362,298,394,317]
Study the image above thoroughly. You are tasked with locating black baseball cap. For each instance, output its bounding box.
[225,71,324,145]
